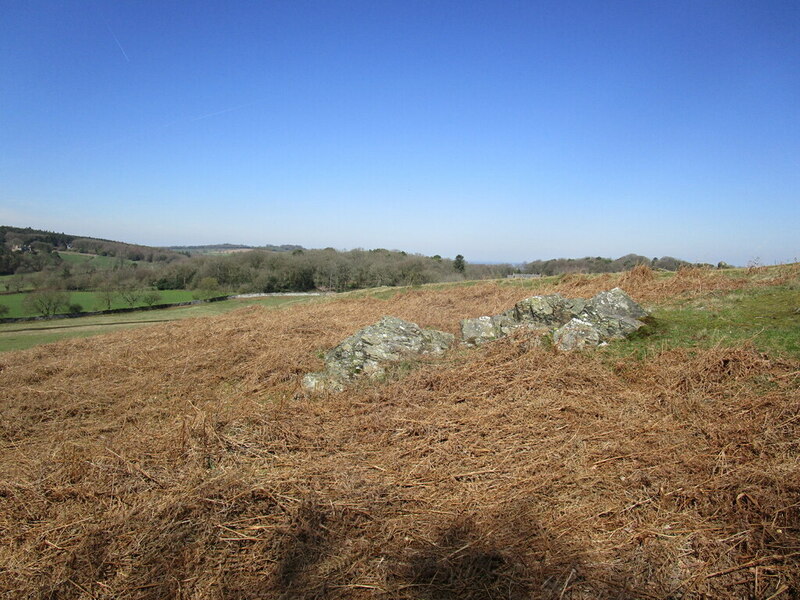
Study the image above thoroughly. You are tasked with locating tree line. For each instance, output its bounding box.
[520,253,720,275]
[3,227,727,318]
[2,242,514,300]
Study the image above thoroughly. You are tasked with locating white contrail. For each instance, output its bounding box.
[107,24,130,62]
[189,103,255,122]
[61,101,259,159]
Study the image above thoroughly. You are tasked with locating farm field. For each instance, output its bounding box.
[0,295,317,352]
[0,274,35,292]
[0,289,197,319]
[0,265,798,598]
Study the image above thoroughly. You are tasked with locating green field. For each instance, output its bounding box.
[0,295,316,352]
[0,289,198,318]
[0,274,35,293]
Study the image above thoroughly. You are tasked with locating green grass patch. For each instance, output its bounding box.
[0,295,315,352]
[0,293,33,318]
[607,286,800,359]
[0,274,35,293]
[0,290,199,318]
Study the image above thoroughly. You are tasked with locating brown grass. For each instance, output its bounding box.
[1,269,798,599]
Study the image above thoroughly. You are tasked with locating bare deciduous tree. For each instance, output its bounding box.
[96,285,118,311]
[119,286,142,308]
[142,291,161,307]
[22,290,69,317]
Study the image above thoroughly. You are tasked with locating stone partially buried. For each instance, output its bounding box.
[460,287,649,351]
[302,316,454,392]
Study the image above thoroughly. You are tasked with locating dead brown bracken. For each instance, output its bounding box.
[0,266,798,599]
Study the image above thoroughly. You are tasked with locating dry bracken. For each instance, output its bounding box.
[1,269,798,599]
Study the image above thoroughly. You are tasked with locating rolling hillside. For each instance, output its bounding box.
[1,265,798,598]
[0,226,186,275]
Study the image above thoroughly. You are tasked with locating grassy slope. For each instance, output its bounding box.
[359,267,800,360]
[613,285,800,359]
[0,295,316,352]
[0,274,35,292]
[2,266,798,356]
[0,265,798,599]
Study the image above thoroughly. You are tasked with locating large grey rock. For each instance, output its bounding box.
[461,294,570,347]
[303,316,454,392]
[460,313,522,346]
[512,294,564,325]
[584,287,648,321]
[460,288,649,351]
[513,293,584,325]
[574,287,648,341]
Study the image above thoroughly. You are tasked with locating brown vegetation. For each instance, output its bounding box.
[1,268,798,598]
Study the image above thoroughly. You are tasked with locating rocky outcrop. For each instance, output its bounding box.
[303,290,648,392]
[302,316,454,392]
[460,288,649,351]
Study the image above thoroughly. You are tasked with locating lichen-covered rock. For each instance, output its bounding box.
[584,314,645,340]
[584,287,648,321]
[461,294,573,347]
[460,288,649,351]
[512,293,585,325]
[571,287,648,342]
[512,294,563,324]
[461,315,500,346]
[491,312,521,336]
[461,312,548,347]
[553,318,602,351]
[303,316,454,392]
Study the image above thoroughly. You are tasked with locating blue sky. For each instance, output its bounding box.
[1,1,798,265]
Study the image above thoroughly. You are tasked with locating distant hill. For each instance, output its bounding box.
[0,226,185,275]
[522,253,708,275]
[167,243,304,255]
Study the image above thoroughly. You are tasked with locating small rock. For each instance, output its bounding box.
[301,372,344,393]
[461,315,501,346]
[553,318,602,351]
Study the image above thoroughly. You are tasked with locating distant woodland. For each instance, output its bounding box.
[521,254,700,275]
[1,227,510,294]
[1,226,716,299]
